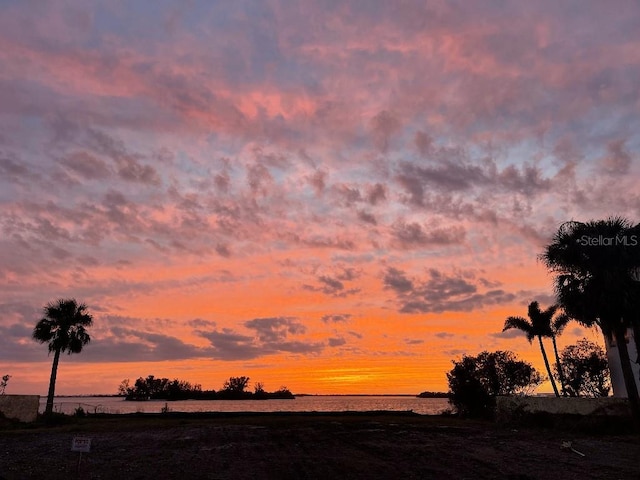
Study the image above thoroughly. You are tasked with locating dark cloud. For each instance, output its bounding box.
[308,170,327,195]
[244,317,306,343]
[496,164,551,196]
[1,320,213,363]
[328,337,346,347]
[321,313,352,324]
[333,183,362,206]
[186,318,217,328]
[272,340,324,354]
[397,161,487,202]
[247,162,273,196]
[79,326,208,362]
[101,190,145,231]
[434,332,455,339]
[357,210,377,225]
[0,301,40,324]
[383,267,414,293]
[391,221,465,249]
[215,243,232,257]
[397,156,553,205]
[366,183,387,205]
[303,274,360,297]
[214,171,231,192]
[60,151,111,180]
[87,129,160,185]
[319,275,344,292]
[370,110,401,152]
[385,267,517,313]
[414,131,434,156]
[199,317,324,359]
[0,153,40,185]
[198,329,264,361]
[289,233,356,250]
[600,139,632,175]
[117,157,161,185]
[0,323,43,362]
[404,338,424,345]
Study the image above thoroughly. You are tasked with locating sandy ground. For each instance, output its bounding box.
[1,412,639,479]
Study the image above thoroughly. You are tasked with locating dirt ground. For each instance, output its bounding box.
[0,412,639,479]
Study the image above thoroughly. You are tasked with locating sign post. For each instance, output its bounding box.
[71,437,91,475]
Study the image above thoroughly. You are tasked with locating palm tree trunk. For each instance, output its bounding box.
[551,335,567,396]
[631,320,640,365]
[538,335,560,397]
[45,348,61,416]
[613,326,640,429]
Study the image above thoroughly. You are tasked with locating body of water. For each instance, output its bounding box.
[41,395,450,416]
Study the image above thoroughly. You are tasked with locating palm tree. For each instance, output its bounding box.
[551,312,571,395]
[503,301,562,397]
[32,298,93,416]
[541,217,640,424]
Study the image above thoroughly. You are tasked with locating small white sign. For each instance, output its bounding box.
[71,437,91,453]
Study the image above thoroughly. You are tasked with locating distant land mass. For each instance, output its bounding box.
[416,391,449,398]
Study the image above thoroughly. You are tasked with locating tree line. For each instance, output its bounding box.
[117,375,294,401]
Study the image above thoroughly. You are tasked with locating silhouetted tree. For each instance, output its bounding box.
[119,375,204,400]
[219,376,251,399]
[551,312,571,395]
[254,381,266,399]
[32,298,93,416]
[447,351,542,418]
[503,301,564,396]
[0,375,10,395]
[541,218,640,422]
[557,339,611,398]
[272,386,294,399]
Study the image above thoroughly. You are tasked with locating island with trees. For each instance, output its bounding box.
[117,375,294,401]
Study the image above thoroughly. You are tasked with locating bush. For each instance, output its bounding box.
[556,338,611,397]
[447,350,542,418]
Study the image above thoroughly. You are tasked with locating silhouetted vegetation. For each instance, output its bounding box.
[118,376,209,400]
[556,338,611,397]
[447,350,542,418]
[541,217,640,423]
[503,301,569,397]
[0,374,10,395]
[118,375,294,401]
[218,375,251,399]
[32,298,93,416]
[416,391,448,398]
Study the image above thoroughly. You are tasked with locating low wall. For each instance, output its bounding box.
[495,396,630,422]
[0,395,40,422]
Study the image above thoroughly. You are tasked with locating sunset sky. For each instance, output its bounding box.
[1,0,639,396]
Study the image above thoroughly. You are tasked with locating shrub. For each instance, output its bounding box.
[557,338,611,397]
[447,350,542,418]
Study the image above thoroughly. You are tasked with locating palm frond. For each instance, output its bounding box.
[552,312,572,335]
[503,316,534,343]
[33,298,93,354]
